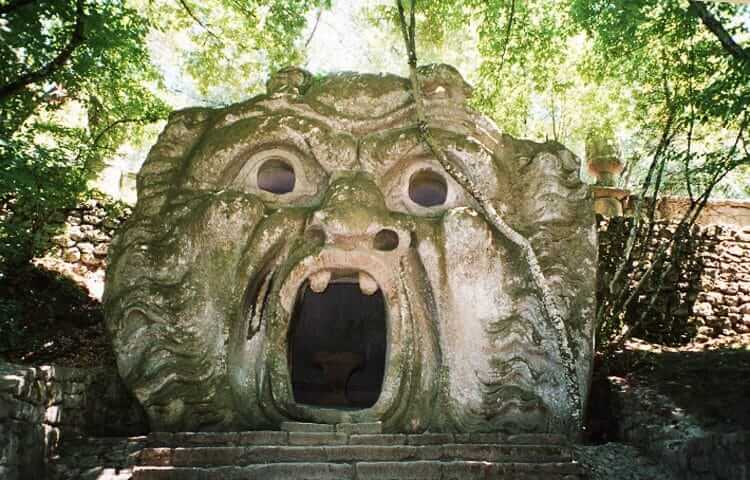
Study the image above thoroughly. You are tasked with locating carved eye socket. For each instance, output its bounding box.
[408,170,447,207]
[257,159,295,194]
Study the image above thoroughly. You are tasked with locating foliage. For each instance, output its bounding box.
[571,0,750,197]
[0,132,87,269]
[574,0,750,349]
[139,0,331,105]
[362,1,636,158]
[368,0,749,351]
[0,0,169,269]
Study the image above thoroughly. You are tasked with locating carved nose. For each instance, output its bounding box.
[305,174,409,253]
[305,212,406,253]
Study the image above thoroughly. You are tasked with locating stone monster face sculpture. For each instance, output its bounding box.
[103,65,597,435]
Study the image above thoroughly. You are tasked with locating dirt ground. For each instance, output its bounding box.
[0,263,116,368]
[608,336,750,434]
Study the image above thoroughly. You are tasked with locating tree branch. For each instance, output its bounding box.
[498,0,516,72]
[0,0,85,103]
[689,1,750,64]
[304,8,323,48]
[76,115,162,169]
[176,0,222,44]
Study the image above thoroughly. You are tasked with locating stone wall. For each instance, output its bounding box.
[691,225,750,339]
[41,198,130,300]
[598,217,750,344]
[0,362,147,480]
[657,197,750,229]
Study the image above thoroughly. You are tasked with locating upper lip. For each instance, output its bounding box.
[307,269,379,295]
[278,249,398,315]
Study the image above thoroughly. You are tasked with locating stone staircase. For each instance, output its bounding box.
[131,422,588,479]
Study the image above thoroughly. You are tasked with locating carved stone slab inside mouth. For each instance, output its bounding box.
[289,272,387,409]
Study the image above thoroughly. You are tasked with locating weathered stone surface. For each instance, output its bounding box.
[336,422,382,435]
[130,431,587,479]
[104,65,598,435]
[288,432,349,446]
[132,463,355,480]
[348,434,406,446]
[282,421,335,433]
[355,460,442,479]
[0,361,147,480]
[406,433,454,445]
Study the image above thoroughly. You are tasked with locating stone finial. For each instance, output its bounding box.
[586,132,623,187]
[266,67,312,95]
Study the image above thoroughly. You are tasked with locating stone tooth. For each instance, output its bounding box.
[309,270,331,293]
[359,271,378,295]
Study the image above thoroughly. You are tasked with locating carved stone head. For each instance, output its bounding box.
[103,65,597,435]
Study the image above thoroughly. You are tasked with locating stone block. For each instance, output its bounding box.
[406,433,454,445]
[94,243,109,256]
[171,432,239,445]
[63,248,81,263]
[133,463,354,479]
[68,226,84,241]
[81,252,101,267]
[507,433,567,445]
[325,445,421,462]
[348,434,406,446]
[147,432,174,446]
[694,302,714,316]
[454,432,507,443]
[0,371,29,397]
[288,432,348,446]
[355,461,442,479]
[702,291,723,304]
[443,460,584,478]
[138,448,172,466]
[242,445,320,463]
[83,215,102,226]
[336,422,382,435]
[282,421,334,433]
[237,431,288,445]
[171,446,242,466]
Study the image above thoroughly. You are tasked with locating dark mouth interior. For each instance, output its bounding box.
[289,281,386,409]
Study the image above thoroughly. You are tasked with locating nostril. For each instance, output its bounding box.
[305,225,326,245]
[373,229,399,251]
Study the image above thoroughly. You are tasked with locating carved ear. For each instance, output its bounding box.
[135,108,214,217]
[266,66,313,95]
[417,64,473,103]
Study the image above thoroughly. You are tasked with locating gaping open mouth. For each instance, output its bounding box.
[288,270,387,409]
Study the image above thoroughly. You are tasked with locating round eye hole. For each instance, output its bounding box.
[408,170,447,207]
[257,159,295,194]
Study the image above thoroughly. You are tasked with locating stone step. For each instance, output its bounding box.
[133,460,587,480]
[145,431,569,448]
[137,443,572,467]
